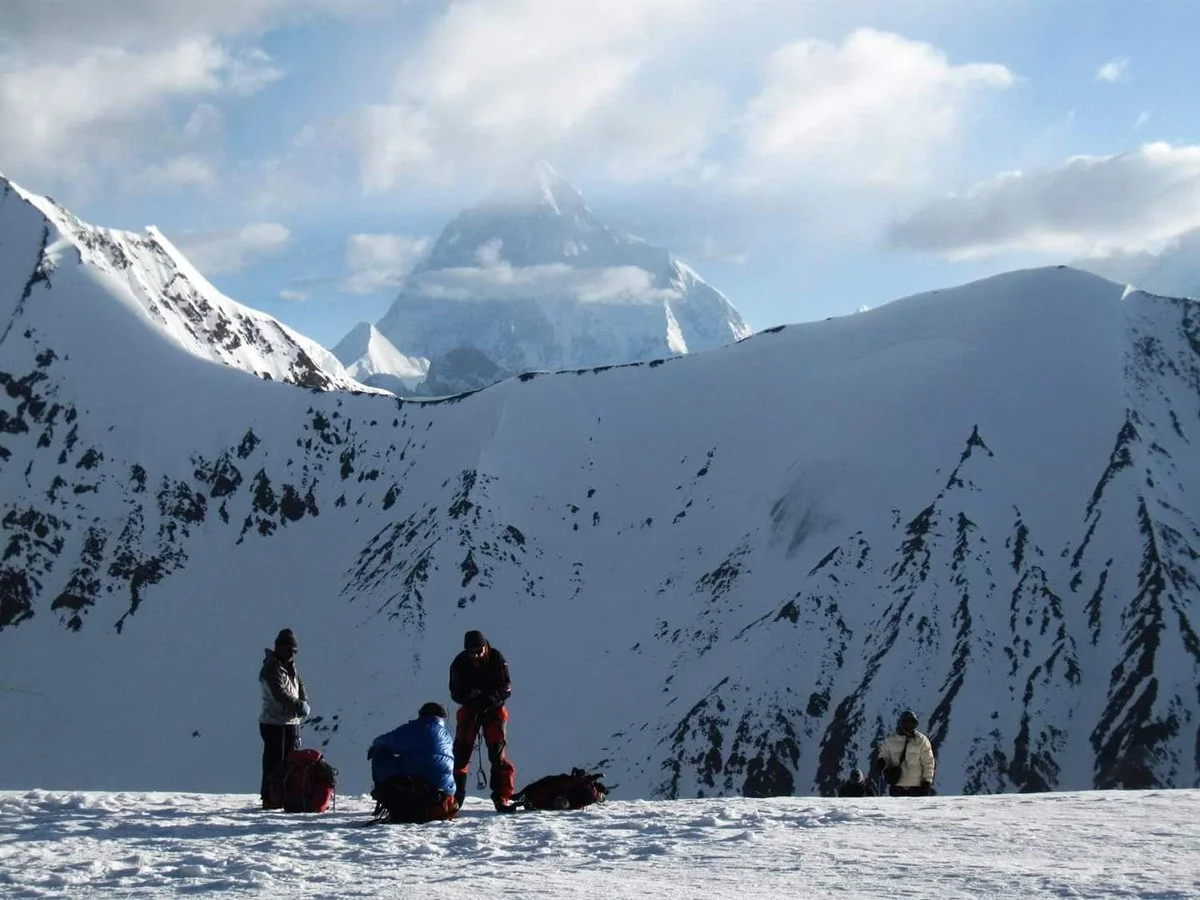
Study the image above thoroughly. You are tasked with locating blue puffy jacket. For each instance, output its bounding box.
[369,714,455,795]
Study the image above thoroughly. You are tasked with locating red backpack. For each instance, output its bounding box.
[265,749,338,813]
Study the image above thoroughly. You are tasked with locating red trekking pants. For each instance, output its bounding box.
[453,705,516,802]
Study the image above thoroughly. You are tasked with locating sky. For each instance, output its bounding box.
[3,788,1200,898]
[2,0,1198,349]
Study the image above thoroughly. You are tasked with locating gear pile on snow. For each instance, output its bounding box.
[265,749,338,813]
[509,768,609,811]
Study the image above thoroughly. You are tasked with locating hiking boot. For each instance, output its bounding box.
[493,796,516,813]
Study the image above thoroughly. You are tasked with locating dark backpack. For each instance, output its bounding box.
[370,775,447,823]
[510,768,608,811]
[266,749,338,813]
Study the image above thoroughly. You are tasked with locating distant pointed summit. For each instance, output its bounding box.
[332,322,428,393]
[484,159,588,217]
[359,163,750,388]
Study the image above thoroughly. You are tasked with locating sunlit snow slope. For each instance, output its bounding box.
[1,172,1198,800]
[0,174,370,392]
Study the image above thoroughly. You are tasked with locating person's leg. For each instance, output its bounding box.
[260,724,285,805]
[452,707,480,806]
[482,707,516,808]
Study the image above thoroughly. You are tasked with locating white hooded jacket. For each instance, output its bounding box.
[876,730,935,788]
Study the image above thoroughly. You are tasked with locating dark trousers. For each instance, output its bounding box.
[890,784,932,797]
[260,723,300,801]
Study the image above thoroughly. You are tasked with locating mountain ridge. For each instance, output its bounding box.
[1,172,1197,800]
[0,172,372,395]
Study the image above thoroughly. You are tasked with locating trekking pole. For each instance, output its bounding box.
[476,733,489,789]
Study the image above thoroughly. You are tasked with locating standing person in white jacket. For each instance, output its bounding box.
[258,628,310,807]
[874,710,936,796]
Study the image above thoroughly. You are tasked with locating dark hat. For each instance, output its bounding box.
[463,629,487,650]
[899,709,919,728]
[275,628,298,649]
[419,701,448,719]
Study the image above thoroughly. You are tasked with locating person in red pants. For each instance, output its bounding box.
[449,630,517,812]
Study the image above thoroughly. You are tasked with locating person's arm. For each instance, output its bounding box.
[479,653,512,710]
[873,738,891,771]
[919,735,935,785]
[449,657,470,707]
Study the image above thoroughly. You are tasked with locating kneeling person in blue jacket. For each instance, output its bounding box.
[368,702,459,823]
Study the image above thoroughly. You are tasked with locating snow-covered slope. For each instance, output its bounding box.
[1077,229,1200,299]
[0,174,371,392]
[1,228,1199,799]
[3,789,1198,898]
[368,161,751,383]
[332,322,429,394]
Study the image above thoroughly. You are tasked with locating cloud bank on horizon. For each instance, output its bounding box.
[1,0,1196,343]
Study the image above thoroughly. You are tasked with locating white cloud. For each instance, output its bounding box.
[134,155,219,192]
[278,289,309,302]
[409,262,682,305]
[343,233,431,294]
[741,29,1013,187]
[358,0,709,191]
[223,47,285,95]
[184,103,224,140]
[888,143,1200,258]
[170,222,292,275]
[356,13,1012,211]
[0,0,368,193]
[691,236,750,265]
[1134,111,1151,131]
[0,0,378,50]
[1096,57,1130,84]
[0,38,281,181]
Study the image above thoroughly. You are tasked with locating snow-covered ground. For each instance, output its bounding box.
[2,789,1197,898]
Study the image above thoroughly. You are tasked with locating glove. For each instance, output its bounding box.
[298,700,311,718]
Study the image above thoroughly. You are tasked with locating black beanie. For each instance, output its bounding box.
[275,628,298,649]
[463,629,487,650]
[419,701,448,719]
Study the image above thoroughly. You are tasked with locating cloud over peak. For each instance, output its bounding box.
[888,143,1200,259]
[170,222,291,275]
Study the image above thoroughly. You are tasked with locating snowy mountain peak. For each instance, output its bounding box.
[0,173,372,394]
[369,164,751,383]
[332,322,429,393]
[486,158,586,218]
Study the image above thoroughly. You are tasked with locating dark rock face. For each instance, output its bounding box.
[419,347,509,396]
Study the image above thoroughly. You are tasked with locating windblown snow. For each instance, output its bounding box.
[1,172,1199,807]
